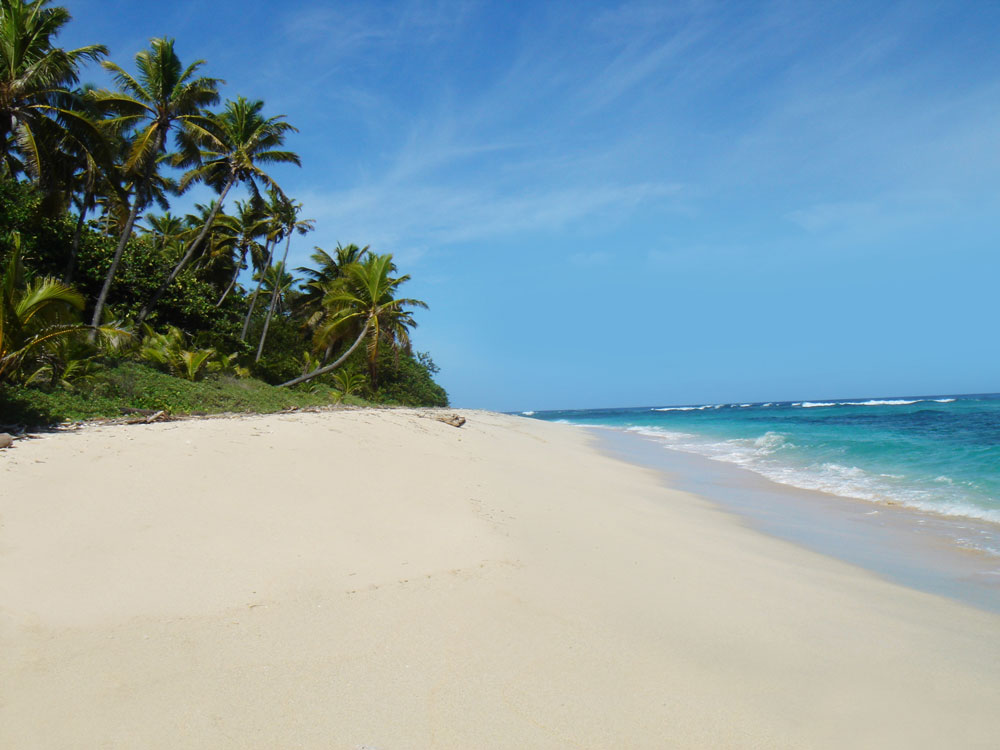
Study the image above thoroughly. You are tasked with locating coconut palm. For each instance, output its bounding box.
[38,84,120,282]
[138,324,217,381]
[88,37,221,330]
[332,368,366,399]
[135,96,299,326]
[255,260,296,321]
[216,198,266,305]
[179,201,230,273]
[0,233,122,383]
[296,243,368,318]
[255,197,312,361]
[140,211,187,252]
[279,253,426,388]
[239,187,285,341]
[0,0,107,181]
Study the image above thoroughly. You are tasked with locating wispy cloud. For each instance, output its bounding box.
[299,180,679,255]
[282,0,473,55]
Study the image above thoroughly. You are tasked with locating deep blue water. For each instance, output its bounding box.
[524,394,1000,527]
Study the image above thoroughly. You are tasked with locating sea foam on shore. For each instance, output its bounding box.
[528,394,1000,532]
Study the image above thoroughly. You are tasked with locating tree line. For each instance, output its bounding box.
[0,0,446,407]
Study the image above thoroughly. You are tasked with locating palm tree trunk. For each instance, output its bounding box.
[135,177,235,327]
[89,194,140,337]
[89,129,166,336]
[216,246,247,306]
[278,318,371,387]
[240,236,274,341]
[255,230,293,362]
[64,193,91,283]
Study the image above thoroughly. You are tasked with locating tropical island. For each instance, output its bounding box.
[0,1,447,428]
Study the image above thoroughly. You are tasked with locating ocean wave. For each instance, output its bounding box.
[792,398,951,408]
[622,426,1000,528]
[761,463,1000,525]
[656,397,964,412]
[522,410,536,416]
[753,431,792,453]
[839,399,919,406]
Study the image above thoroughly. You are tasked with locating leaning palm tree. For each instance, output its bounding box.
[88,37,221,331]
[279,253,426,388]
[179,200,230,272]
[135,96,300,327]
[239,187,285,341]
[255,197,312,361]
[296,242,368,319]
[0,0,107,181]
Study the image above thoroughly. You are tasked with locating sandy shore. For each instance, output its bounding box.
[2,409,999,748]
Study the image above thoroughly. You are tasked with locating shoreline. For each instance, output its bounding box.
[592,425,1000,613]
[3,409,1000,747]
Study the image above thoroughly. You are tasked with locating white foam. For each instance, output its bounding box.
[622,426,1000,528]
[522,410,536,416]
[652,406,698,412]
[840,399,918,406]
[785,398,956,408]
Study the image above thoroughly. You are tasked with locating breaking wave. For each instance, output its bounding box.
[624,425,1000,527]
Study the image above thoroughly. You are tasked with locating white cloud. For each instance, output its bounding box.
[298,180,680,256]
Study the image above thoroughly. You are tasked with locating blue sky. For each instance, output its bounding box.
[61,1,1000,411]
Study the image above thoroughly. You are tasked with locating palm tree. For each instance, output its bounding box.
[279,253,426,388]
[88,37,221,331]
[255,196,312,361]
[296,242,368,318]
[31,83,120,283]
[239,187,284,341]
[0,0,107,181]
[181,200,228,271]
[216,198,266,305]
[89,132,172,240]
[0,232,122,383]
[257,260,295,316]
[135,96,300,326]
[140,211,187,252]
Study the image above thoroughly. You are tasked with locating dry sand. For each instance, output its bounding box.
[1,408,999,748]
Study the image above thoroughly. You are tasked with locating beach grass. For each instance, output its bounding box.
[0,361,368,426]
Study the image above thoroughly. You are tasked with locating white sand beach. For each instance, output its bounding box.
[2,409,999,748]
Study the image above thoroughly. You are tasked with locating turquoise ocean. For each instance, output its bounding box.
[525,394,1000,555]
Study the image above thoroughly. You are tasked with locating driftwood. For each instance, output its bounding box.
[123,410,170,425]
[0,433,13,449]
[435,414,466,428]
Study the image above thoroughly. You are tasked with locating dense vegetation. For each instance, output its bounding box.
[0,0,447,425]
